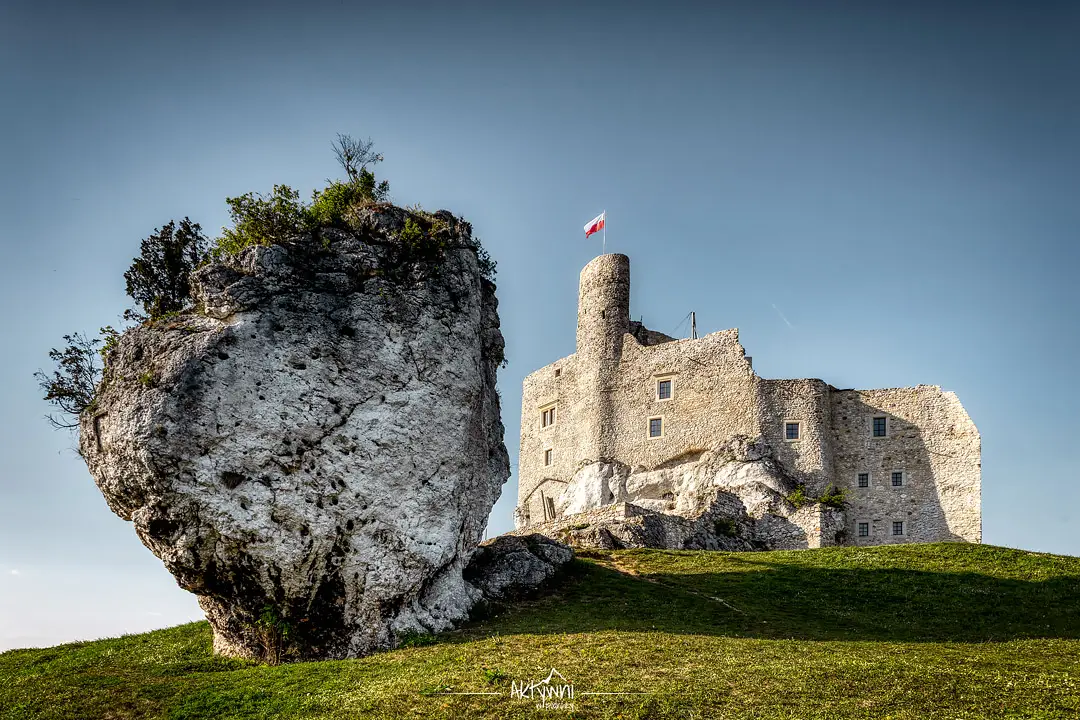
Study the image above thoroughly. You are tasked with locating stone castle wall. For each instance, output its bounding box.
[831,387,981,544]
[760,379,835,494]
[516,254,981,546]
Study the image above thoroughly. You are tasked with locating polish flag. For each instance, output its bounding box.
[583,212,606,238]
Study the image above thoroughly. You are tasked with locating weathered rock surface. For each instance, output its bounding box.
[464,534,574,601]
[514,502,754,551]
[79,206,515,660]
[538,436,844,550]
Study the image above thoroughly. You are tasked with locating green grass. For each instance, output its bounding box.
[2,543,1079,718]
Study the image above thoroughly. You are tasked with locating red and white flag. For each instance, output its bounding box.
[584,212,606,238]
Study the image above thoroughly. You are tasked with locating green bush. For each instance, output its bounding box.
[381,217,448,275]
[400,217,424,246]
[476,244,497,281]
[787,483,848,510]
[307,180,369,230]
[212,136,392,258]
[818,484,848,510]
[171,135,494,288]
[98,326,120,367]
[355,167,390,204]
[254,605,292,666]
[787,484,809,509]
[213,185,309,258]
[215,177,392,258]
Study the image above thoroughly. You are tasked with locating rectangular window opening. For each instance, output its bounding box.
[648,417,663,438]
[892,471,904,487]
[893,521,904,536]
[857,472,869,488]
[858,522,869,537]
[544,449,552,466]
[657,379,672,401]
[541,406,557,428]
[785,422,801,441]
[873,416,888,437]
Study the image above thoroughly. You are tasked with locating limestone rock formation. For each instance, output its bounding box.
[464,534,574,602]
[79,206,517,660]
[530,436,844,550]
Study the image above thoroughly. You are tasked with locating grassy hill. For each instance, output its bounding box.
[2,543,1079,719]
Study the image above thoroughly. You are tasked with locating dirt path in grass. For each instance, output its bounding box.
[595,553,748,615]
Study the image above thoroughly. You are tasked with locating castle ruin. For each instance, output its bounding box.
[514,254,981,550]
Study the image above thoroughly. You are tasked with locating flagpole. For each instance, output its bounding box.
[602,210,606,254]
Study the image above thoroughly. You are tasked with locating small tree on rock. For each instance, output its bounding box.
[331,134,390,202]
[34,332,104,429]
[332,134,383,182]
[123,218,209,321]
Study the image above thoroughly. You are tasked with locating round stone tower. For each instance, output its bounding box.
[574,254,630,462]
[576,253,631,360]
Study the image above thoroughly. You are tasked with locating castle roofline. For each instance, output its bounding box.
[522,326,746,382]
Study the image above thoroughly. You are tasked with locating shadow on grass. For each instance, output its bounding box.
[459,554,1080,643]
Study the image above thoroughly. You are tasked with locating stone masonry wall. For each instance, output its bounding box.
[831,386,981,544]
[519,358,583,526]
[604,330,760,469]
[759,379,835,495]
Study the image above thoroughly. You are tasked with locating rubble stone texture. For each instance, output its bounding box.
[464,534,574,601]
[79,206,519,660]
[516,254,980,549]
[521,437,843,550]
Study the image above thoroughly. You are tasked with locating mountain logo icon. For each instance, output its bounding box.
[510,667,575,702]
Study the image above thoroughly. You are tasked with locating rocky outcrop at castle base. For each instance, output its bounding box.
[513,502,754,551]
[524,436,844,550]
[464,534,574,601]
[78,206,528,660]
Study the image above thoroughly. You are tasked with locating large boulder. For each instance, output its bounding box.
[79,206,514,660]
[464,534,574,601]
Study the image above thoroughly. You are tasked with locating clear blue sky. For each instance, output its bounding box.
[2,0,1078,649]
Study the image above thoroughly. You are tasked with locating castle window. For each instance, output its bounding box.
[873,416,888,437]
[784,422,801,441]
[857,472,869,488]
[544,449,553,466]
[657,379,672,401]
[858,522,869,537]
[648,416,664,439]
[541,405,557,428]
[891,471,904,487]
[892,521,904,536]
